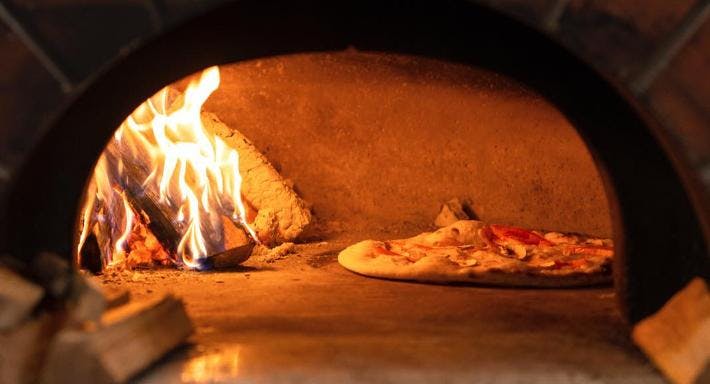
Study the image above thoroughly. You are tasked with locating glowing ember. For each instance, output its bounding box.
[78,66,258,270]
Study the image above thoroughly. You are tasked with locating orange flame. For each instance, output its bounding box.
[78,66,257,269]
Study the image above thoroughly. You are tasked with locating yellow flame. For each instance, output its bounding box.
[114,191,135,255]
[79,66,257,269]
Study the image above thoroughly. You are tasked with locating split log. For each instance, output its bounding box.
[0,266,44,330]
[205,243,255,269]
[165,88,311,244]
[204,216,255,269]
[82,86,310,269]
[103,142,253,267]
[104,145,180,255]
[632,277,710,384]
[0,313,60,384]
[28,252,72,299]
[66,274,107,324]
[201,111,312,245]
[41,294,192,384]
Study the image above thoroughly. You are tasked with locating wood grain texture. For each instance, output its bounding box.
[0,266,43,330]
[41,294,192,384]
[633,277,710,384]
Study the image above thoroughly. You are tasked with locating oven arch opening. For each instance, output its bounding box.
[1,0,706,326]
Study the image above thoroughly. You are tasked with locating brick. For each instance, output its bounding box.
[0,23,63,173]
[558,0,695,79]
[5,0,155,82]
[646,19,710,166]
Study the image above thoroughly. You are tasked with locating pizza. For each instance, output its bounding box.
[337,220,613,287]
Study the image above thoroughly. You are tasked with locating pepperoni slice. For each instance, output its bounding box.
[489,224,552,246]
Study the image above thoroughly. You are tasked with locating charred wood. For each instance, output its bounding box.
[166,86,311,245]
[201,111,312,245]
[104,146,180,256]
[102,142,251,268]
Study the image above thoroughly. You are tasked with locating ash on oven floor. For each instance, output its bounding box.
[100,242,661,384]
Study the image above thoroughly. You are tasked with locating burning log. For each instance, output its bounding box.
[201,110,312,245]
[0,266,44,330]
[203,216,255,268]
[164,85,312,245]
[87,143,254,269]
[41,294,192,384]
[111,148,180,257]
[78,67,309,271]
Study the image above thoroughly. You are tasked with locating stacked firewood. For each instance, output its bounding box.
[0,253,192,383]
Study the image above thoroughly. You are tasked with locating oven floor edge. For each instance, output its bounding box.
[97,241,662,383]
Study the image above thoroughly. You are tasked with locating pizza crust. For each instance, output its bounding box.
[338,221,613,288]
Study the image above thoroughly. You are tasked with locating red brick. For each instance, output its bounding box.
[559,0,695,79]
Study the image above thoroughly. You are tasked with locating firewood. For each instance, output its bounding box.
[66,274,107,324]
[102,144,252,267]
[0,266,44,330]
[0,313,61,384]
[84,86,310,269]
[201,111,312,245]
[28,252,72,299]
[632,277,710,384]
[434,198,471,227]
[41,294,192,384]
[205,243,256,269]
[104,146,181,256]
[102,286,130,309]
[166,88,310,245]
[204,216,255,268]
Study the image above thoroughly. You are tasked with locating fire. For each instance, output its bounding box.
[78,66,258,270]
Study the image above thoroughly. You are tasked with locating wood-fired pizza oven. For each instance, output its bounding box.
[0,1,708,382]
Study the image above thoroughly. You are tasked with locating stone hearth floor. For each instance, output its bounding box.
[98,241,662,383]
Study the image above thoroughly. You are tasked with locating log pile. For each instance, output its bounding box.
[0,253,192,383]
[79,88,311,271]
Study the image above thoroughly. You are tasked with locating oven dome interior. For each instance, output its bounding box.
[169,51,612,243]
